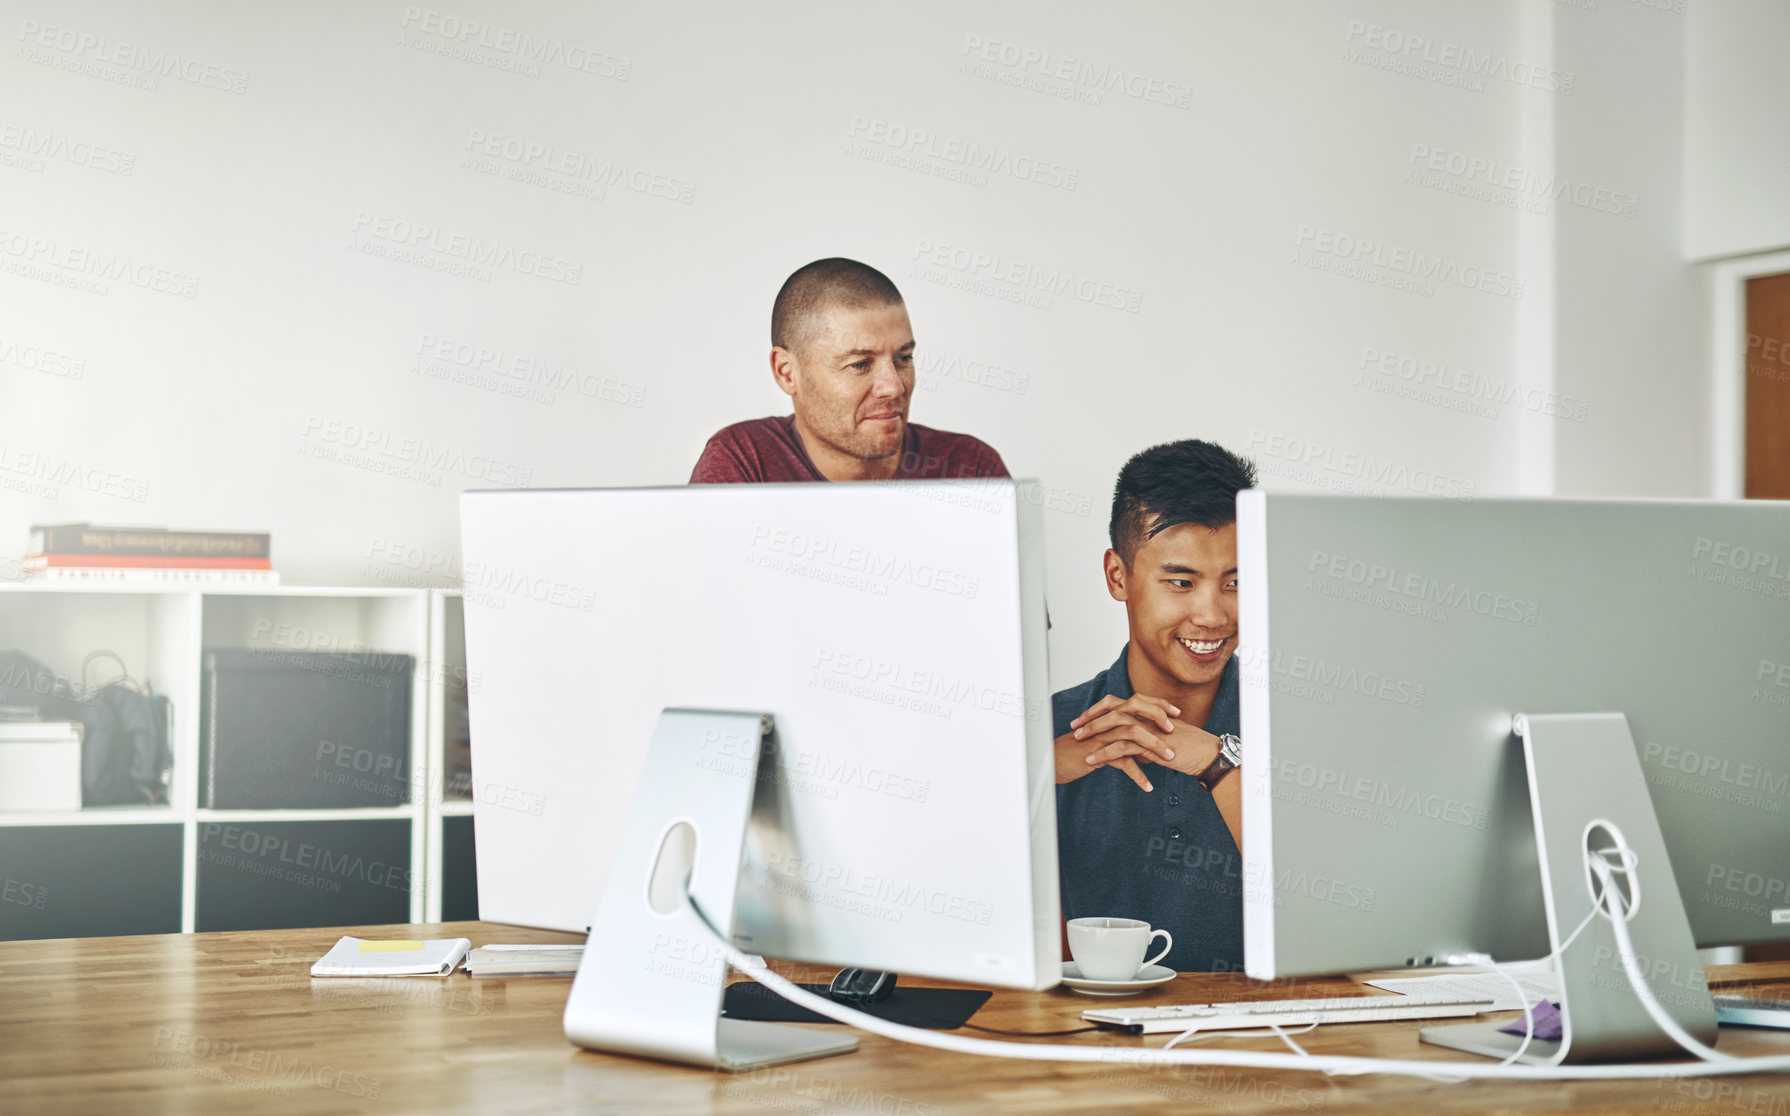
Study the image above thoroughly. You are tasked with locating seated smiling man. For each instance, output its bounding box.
[1054,439,1255,972]
[690,257,1008,483]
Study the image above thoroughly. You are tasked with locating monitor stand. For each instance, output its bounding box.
[563,708,859,1071]
[1420,713,1719,1064]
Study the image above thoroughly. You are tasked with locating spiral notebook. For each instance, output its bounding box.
[310,936,473,977]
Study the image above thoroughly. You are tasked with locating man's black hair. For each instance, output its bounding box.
[1109,439,1258,566]
[771,258,904,358]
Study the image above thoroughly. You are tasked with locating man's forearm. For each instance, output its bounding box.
[1212,773,1243,855]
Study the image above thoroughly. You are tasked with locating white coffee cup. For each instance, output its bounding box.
[1066,917,1173,981]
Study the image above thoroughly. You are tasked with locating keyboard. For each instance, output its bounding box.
[1714,995,1790,1030]
[1082,992,1494,1034]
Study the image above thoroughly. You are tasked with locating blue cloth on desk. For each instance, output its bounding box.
[1053,644,1243,973]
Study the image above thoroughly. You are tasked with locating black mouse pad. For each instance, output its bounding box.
[722,981,991,1030]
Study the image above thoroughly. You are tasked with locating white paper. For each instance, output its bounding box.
[1364,970,1560,1011]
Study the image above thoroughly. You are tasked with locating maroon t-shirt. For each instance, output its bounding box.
[689,415,1009,483]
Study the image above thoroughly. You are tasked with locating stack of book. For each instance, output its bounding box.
[25,524,278,586]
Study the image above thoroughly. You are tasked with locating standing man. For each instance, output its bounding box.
[690,258,1009,483]
[1053,440,1255,972]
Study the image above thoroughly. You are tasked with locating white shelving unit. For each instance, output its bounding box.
[0,582,467,934]
[423,588,474,923]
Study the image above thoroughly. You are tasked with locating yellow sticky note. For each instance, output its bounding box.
[358,940,426,953]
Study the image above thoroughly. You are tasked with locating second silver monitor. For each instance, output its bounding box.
[1237,492,1790,978]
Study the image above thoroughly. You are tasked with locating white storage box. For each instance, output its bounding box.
[0,722,83,811]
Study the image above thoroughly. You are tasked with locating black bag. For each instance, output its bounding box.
[0,649,173,805]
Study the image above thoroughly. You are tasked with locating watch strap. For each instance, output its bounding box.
[1196,733,1241,792]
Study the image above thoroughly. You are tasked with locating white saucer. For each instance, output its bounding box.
[1060,962,1176,997]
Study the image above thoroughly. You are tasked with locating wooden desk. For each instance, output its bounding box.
[3,922,1788,1115]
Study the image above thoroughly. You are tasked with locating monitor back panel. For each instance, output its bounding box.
[1238,493,1790,977]
[459,481,1057,988]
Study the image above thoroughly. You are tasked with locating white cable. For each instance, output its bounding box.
[1557,889,1606,956]
[1168,885,1614,1073]
[1483,961,1539,1065]
[686,895,1790,1082]
[1267,1023,1314,1058]
[1481,892,1606,1067]
[1592,833,1731,1062]
[1161,1021,1318,1051]
[1157,901,1607,1075]
[1154,1004,1480,1084]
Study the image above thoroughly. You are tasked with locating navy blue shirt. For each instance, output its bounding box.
[1053,644,1243,973]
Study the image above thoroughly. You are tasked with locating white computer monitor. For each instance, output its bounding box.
[1238,492,1790,976]
[1236,492,1790,1061]
[458,481,1058,995]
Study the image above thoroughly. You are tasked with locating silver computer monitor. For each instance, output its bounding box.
[1237,492,1790,980]
[458,480,1059,992]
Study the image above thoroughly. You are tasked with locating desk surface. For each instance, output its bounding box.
[3,921,1788,1115]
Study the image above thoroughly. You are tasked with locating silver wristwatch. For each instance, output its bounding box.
[1195,733,1242,792]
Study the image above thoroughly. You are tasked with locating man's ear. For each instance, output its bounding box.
[769,346,799,398]
[1103,549,1129,603]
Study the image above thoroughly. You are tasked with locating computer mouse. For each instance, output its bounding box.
[828,968,897,1005]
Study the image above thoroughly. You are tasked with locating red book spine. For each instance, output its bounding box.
[23,553,274,570]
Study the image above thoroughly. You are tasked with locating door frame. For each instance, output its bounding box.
[1707,248,1790,499]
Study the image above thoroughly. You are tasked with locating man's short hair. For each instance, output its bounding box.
[771,258,904,357]
[1109,439,1258,566]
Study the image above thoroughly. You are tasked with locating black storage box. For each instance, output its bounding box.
[200,648,414,808]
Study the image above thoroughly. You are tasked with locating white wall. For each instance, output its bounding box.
[0,0,1718,685]
[1552,0,1700,496]
[1685,0,1790,261]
